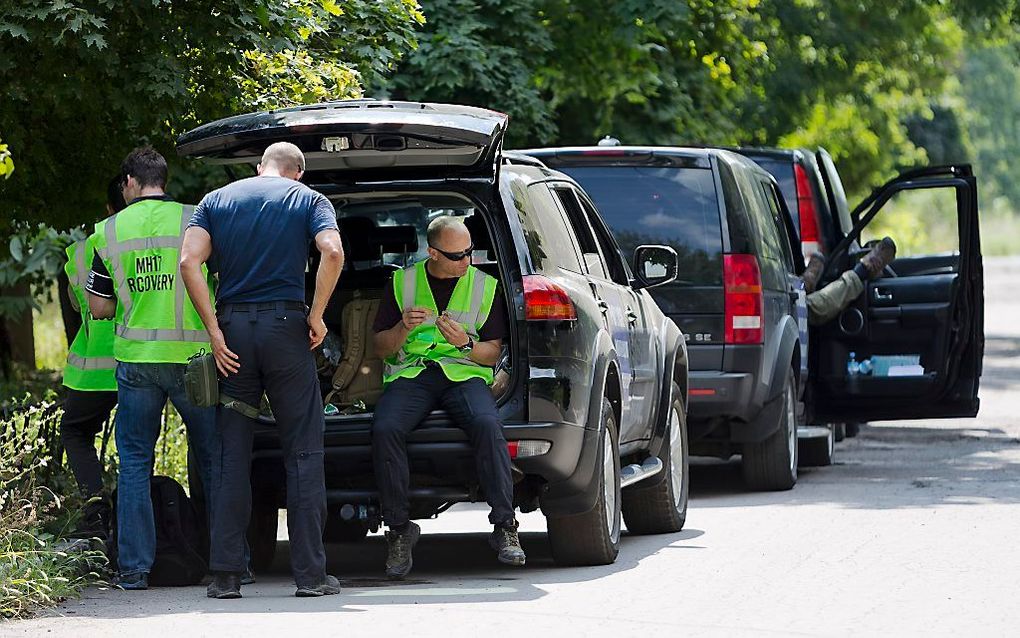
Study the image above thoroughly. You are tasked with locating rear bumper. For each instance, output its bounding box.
[687,370,757,421]
[250,414,592,509]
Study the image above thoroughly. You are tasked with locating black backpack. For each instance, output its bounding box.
[111,475,209,586]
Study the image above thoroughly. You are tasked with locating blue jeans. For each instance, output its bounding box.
[114,361,216,578]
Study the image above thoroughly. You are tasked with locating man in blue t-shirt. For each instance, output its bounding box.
[180,142,344,599]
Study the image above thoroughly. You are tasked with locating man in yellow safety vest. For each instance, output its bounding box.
[60,176,123,541]
[371,215,525,579]
[86,147,217,590]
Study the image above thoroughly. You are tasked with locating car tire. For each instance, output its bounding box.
[622,382,688,534]
[799,424,835,467]
[248,495,278,572]
[742,367,798,491]
[834,422,846,442]
[324,511,370,543]
[547,398,621,566]
[845,422,862,438]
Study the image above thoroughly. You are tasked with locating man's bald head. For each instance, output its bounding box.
[258,142,305,179]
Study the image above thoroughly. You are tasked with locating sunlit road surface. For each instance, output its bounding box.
[4,258,1020,638]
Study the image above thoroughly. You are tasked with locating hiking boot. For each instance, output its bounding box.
[295,574,341,598]
[859,237,897,279]
[489,520,526,566]
[384,521,421,580]
[801,252,825,293]
[207,573,242,599]
[117,572,148,591]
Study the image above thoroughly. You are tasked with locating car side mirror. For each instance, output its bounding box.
[632,245,678,290]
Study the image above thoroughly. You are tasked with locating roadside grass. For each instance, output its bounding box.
[0,401,107,619]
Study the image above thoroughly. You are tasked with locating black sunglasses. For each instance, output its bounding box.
[430,243,474,261]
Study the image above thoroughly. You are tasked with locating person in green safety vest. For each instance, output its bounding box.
[85,147,218,591]
[60,176,124,541]
[371,215,525,579]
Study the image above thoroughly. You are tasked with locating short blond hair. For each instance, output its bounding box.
[261,142,305,173]
[427,215,469,247]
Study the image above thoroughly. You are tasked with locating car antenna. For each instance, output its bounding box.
[598,135,621,147]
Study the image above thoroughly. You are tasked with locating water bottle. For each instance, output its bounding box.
[859,358,874,376]
[847,351,860,377]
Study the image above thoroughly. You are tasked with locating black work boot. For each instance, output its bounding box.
[207,573,242,599]
[801,252,825,293]
[384,521,421,579]
[859,237,897,279]
[295,574,342,597]
[489,520,526,566]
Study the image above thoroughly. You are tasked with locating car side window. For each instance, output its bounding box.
[575,191,631,285]
[762,181,797,272]
[505,175,586,274]
[746,176,783,264]
[552,186,610,280]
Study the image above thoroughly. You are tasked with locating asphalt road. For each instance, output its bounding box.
[5,257,1020,637]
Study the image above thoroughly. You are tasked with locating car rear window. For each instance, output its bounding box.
[746,157,797,223]
[558,165,723,285]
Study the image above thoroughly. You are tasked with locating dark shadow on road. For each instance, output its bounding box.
[46,526,705,617]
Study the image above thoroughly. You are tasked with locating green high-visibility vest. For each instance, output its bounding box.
[383,261,498,385]
[91,199,213,364]
[63,237,117,391]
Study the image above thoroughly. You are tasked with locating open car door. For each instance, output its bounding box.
[810,165,984,422]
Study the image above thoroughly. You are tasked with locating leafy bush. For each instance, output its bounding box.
[0,400,106,619]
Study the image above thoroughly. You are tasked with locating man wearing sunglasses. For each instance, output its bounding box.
[371,215,525,579]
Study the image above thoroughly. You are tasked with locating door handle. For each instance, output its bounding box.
[872,288,893,302]
[626,308,638,324]
[597,300,610,314]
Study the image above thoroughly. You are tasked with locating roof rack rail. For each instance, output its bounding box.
[501,152,548,168]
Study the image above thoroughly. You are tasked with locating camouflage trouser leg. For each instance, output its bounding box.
[807,270,865,326]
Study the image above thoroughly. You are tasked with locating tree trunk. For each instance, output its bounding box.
[1,281,36,374]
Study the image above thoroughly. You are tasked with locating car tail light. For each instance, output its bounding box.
[794,163,821,260]
[523,275,577,321]
[508,440,552,459]
[723,254,763,344]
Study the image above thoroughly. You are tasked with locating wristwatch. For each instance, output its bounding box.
[458,338,474,353]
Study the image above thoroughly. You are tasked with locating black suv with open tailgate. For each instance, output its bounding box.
[177,101,691,568]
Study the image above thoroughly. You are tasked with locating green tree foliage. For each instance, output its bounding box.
[383,0,763,148]
[0,1,424,234]
[958,44,1020,210]
[387,1,1019,195]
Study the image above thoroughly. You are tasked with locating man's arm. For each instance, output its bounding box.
[88,294,115,319]
[436,314,502,367]
[308,228,344,350]
[374,321,411,360]
[180,225,239,376]
[86,253,117,319]
[468,339,502,367]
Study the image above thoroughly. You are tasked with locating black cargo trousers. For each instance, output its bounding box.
[372,363,514,529]
[60,389,118,496]
[207,301,327,587]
